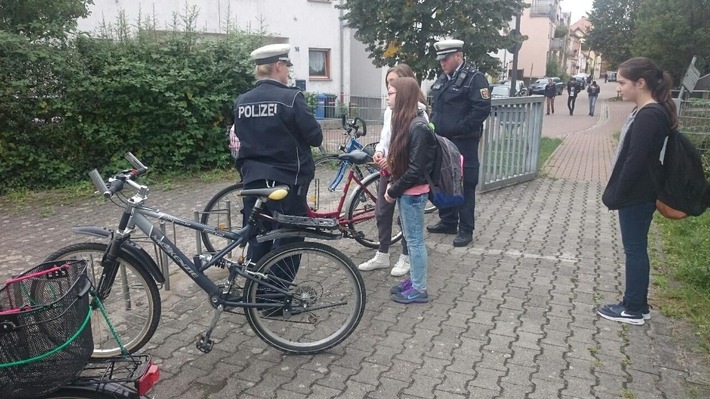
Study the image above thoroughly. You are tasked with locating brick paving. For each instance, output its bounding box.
[1,81,709,398]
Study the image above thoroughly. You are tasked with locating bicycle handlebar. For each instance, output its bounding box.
[340,114,367,138]
[88,152,149,198]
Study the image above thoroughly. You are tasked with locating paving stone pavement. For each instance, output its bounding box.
[2,84,710,398]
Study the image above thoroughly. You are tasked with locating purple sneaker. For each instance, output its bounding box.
[391,287,429,304]
[390,279,412,294]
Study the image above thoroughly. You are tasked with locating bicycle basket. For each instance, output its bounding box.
[0,259,93,399]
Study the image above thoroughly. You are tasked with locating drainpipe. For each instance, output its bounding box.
[339,0,344,104]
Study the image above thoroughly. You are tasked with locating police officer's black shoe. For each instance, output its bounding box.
[453,231,473,247]
[427,222,457,234]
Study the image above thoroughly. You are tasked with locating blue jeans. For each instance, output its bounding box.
[589,95,598,115]
[618,201,656,313]
[398,193,428,291]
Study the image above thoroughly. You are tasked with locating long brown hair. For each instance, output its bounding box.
[618,57,678,129]
[388,77,422,179]
[386,64,428,111]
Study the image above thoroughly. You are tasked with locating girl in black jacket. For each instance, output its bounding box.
[384,77,438,304]
[598,57,678,325]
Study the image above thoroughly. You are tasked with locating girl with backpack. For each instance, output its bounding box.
[383,77,438,304]
[599,57,678,325]
[358,64,428,277]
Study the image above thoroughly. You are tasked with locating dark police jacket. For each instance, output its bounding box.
[234,79,323,186]
[430,62,491,142]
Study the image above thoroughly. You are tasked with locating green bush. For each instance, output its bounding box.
[0,28,263,194]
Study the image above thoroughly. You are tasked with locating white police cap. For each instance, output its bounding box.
[434,39,464,60]
[251,44,293,67]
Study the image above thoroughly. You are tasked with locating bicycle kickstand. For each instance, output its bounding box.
[196,305,223,353]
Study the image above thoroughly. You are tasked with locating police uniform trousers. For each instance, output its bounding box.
[437,136,479,234]
[242,179,310,286]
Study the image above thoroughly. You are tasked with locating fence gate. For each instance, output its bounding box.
[478,96,545,192]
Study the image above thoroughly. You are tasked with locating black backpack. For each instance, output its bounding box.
[657,127,710,218]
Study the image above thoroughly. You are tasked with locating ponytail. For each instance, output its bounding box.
[618,57,679,129]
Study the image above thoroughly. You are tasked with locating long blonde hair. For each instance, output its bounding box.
[388,77,422,179]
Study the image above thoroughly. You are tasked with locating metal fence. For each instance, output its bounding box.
[679,92,710,173]
[317,95,546,194]
[478,96,545,192]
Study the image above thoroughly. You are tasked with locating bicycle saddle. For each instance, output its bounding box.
[239,186,290,200]
[338,150,370,165]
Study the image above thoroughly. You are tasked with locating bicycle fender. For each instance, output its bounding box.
[71,226,166,284]
[345,170,380,209]
[46,382,137,398]
[256,228,342,242]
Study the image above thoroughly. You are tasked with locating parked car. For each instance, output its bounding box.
[528,77,564,95]
[491,80,527,98]
[573,73,589,89]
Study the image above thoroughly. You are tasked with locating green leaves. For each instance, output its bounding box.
[0,28,263,194]
[339,0,525,81]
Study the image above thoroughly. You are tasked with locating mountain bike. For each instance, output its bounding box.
[0,260,160,399]
[200,116,403,253]
[45,153,366,357]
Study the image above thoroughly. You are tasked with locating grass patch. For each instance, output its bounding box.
[652,212,710,353]
[538,136,563,171]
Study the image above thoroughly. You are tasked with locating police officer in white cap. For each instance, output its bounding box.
[426,39,491,247]
[233,43,323,276]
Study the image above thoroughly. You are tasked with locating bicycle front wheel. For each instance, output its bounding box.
[45,242,161,358]
[201,182,244,253]
[347,172,403,248]
[309,155,379,214]
[243,241,366,355]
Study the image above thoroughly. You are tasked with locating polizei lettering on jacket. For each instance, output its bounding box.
[238,103,278,118]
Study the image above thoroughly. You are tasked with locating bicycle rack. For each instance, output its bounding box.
[130,221,175,291]
[194,199,236,258]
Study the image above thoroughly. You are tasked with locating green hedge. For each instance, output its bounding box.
[0,29,262,194]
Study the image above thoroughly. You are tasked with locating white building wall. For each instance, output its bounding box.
[78,0,379,98]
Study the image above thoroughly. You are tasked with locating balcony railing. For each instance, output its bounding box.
[530,0,557,21]
[550,38,565,51]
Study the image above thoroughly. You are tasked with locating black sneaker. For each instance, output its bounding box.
[597,303,645,325]
[453,231,473,247]
[427,222,457,234]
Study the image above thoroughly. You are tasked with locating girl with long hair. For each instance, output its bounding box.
[358,64,428,277]
[598,57,678,325]
[384,77,437,304]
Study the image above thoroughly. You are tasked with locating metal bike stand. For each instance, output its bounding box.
[195,200,234,257]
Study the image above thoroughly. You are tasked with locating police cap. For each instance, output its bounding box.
[251,44,293,67]
[434,39,464,60]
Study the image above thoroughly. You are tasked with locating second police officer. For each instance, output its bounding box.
[427,39,492,247]
[233,44,323,283]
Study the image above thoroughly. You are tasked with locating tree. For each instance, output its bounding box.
[338,0,526,81]
[632,0,710,84]
[0,0,93,42]
[586,0,641,69]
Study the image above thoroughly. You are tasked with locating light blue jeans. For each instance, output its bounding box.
[398,193,428,291]
[589,95,598,116]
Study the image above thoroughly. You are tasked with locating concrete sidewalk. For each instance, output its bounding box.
[1,87,709,398]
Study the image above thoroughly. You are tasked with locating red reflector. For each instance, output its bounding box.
[137,361,160,396]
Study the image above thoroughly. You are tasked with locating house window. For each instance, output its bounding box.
[309,49,330,79]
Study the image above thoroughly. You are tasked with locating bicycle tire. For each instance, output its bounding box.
[243,241,366,354]
[347,172,403,249]
[425,200,437,214]
[39,386,141,399]
[45,243,161,358]
[201,182,244,253]
[309,155,379,214]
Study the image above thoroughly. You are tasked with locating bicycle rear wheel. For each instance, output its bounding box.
[201,182,244,253]
[243,241,366,355]
[45,243,161,358]
[347,172,403,248]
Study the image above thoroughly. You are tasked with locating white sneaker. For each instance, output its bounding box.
[390,254,410,276]
[358,251,390,271]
